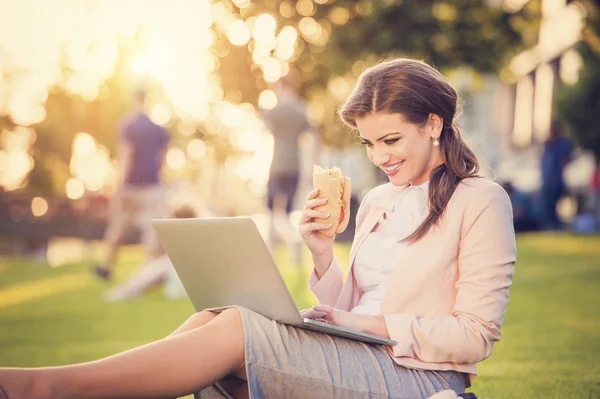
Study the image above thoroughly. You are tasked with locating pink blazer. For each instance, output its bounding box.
[309,177,516,378]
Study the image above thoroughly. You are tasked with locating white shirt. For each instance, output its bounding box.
[351,182,429,315]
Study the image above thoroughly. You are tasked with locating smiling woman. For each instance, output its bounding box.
[0,58,514,399]
[340,59,480,243]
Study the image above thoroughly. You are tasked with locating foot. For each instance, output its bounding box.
[92,265,111,281]
[103,287,136,303]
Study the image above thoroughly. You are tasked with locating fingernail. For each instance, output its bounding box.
[328,223,333,227]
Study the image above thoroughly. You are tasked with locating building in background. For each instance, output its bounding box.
[496,0,594,194]
[454,0,594,225]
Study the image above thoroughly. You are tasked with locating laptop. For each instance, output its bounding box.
[152,217,396,346]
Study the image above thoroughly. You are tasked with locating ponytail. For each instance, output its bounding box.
[404,123,479,243]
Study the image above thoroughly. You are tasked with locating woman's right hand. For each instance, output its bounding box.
[298,189,335,258]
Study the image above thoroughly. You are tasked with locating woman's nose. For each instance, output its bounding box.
[372,146,390,166]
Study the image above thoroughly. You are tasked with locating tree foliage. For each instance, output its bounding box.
[3,1,541,197]
[217,0,540,147]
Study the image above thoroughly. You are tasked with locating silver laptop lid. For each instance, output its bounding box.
[152,217,303,325]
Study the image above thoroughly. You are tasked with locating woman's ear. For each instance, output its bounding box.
[428,113,443,138]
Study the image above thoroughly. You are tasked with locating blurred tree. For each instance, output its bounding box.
[217,0,540,147]
[0,1,542,199]
[28,49,136,197]
[556,0,600,159]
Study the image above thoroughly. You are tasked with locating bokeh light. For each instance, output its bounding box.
[228,20,251,46]
[276,26,298,60]
[31,197,49,217]
[328,7,350,25]
[66,178,85,200]
[187,139,208,161]
[258,90,278,110]
[0,127,36,191]
[253,14,277,45]
[72,133,96,157]
[166,147,186,170]
[149,104,172,126]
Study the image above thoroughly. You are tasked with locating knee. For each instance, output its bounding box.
[215,308,244,336]
[215,309,246,371]
[187,310,218,326]
[218,308,242,324]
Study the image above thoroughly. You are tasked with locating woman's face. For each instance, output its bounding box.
[356,112,444,186]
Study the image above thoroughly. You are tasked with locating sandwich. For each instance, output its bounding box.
[313,165,351,237]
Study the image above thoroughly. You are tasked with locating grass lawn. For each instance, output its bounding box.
[0,233,599,398]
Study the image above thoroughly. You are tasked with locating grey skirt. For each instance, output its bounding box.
[195,307,469,399]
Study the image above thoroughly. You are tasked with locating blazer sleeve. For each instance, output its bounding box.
[308,188,376,306]
[308,257,344,305]
[383,184,516,364]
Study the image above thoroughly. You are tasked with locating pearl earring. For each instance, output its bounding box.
[433,138,440,147]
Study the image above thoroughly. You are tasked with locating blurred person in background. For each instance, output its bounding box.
[539,121,574,231]
[501,181,539,232]
[103,204,198,302]
[93,88,170,280]
[261,74,321,262]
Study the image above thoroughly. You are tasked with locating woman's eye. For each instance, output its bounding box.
[360,141,373,147]
[384,138,399,145]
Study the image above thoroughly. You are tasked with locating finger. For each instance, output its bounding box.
[299,222,333,236]
[301,310,328,319]
[306,189,320,200]
[304,197,328,211]
[314,317,334,325]
[300,209,330,223]
[312,305,334,313]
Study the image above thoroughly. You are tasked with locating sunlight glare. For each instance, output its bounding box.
[166,147,186,170]
[31,197,49,217]
[228,20,251,46]
[187,139,208,161]
[66,178,85,200]
[258,90,278,110]
[253,14,277,44]
[73,132,96,157]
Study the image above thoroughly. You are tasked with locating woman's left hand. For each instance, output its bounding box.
[301,305,366,332]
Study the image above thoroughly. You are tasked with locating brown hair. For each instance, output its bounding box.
[339,59,479,242]
[171,204,197,219]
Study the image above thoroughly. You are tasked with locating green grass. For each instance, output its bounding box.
[0,234,599,398]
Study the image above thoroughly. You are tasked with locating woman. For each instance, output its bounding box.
[0,59,515,399]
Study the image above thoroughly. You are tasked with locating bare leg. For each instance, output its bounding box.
[167,310,219,337]
[102,235,120,274]
[168,311,249,399]
[0,308,245,399]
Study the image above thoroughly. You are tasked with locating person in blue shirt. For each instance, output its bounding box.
[539,122,573,230]
[94,88,170,280]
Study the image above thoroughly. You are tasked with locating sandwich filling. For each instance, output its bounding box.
[328,167,345,224]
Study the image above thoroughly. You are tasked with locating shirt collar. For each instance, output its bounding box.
[372,181,430,214]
